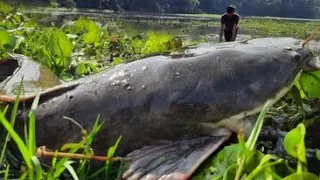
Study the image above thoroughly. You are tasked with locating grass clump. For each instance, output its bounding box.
[193,101,320,180]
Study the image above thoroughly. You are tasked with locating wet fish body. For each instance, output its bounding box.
[2,37,319,179]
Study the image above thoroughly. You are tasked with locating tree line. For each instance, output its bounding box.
[39,0,320,18]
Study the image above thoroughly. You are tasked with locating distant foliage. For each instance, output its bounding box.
[39,0,320,18]
[0,4,189,80]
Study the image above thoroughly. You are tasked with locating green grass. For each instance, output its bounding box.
[193,100,320,180]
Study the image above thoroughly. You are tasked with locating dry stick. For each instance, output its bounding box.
[300,25,320,48]
[36,147,130,162]
[0,83,78,104]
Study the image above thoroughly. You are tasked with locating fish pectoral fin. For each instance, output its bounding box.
[122,136,230,180]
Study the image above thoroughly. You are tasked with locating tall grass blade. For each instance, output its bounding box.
[115,160,125,180]
[105,136,122,179]
[0,112,33,173]
[77,116,103,179]
[0,112,33,167]
[28,90,40,156]
[4,164,10,180]
[31,156,43,180]
[87,167,105,179]
[235,101,270,180]
[50,116,104,179]
[1,105,8,114]
[0,79,23,164]
[87,115,103,147]
[246,101,270,151]
[64,161,79,180]
[19,170,28,180]
[52,142,86,178]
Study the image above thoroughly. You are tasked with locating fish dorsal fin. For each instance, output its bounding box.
[0,83,79,104]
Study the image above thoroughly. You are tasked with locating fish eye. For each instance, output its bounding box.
[289,51,301,61]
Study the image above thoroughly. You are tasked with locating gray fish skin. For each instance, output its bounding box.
[27,37,315,156]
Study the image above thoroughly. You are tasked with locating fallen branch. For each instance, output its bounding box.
[300,25,320,48]
[36,146,130,162]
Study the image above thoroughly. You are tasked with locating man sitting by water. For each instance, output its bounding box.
[219,5,240,42]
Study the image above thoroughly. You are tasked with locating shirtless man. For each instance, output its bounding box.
[219,5,240,42]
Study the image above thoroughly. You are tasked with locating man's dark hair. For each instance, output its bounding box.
[226,5,235,14]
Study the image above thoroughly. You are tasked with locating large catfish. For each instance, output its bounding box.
[1,37,320,180]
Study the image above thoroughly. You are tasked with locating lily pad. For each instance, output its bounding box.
[49,29,73,58]
[283,123,307,164]
[299,71,320,98]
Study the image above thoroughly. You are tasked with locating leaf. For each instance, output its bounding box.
[283,172,319,180]
[283,123,307,164]
[61,143,85,151]
[105,136,122,178]
[0,27,10,47]
[75,63,87,76]
[0,1,13,14]
[107,136,122,159]
[85,62,99,72]
[4,164,10,179]
[0,27,24,51]
[86,116,103,146]
[28,90,41,154]
[246,101,269,151]
[299,71,320,98]
[316,149,320,161]
[141,31,174,55]
[245,154,283,180]
[212,144,239,177]
[74,18,91,32]
[289,85,303,108]
[74,18,101,44]
[64,161,79,180]
[192,144,239,180]
[49,29,73,58]
[294,81,307,99]
[112,57,124,66]
[59,71,74,81]
[2,34,24,52]
[83,30,100,44]
[12,36,25,50]
[66,34,78,39]
[31,156,43,180]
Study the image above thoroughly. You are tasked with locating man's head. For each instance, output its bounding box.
[226,5,235,14]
